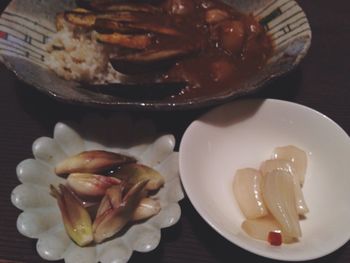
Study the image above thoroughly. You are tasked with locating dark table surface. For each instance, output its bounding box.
[0,0,349,262]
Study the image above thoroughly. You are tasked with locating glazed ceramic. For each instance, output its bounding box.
[0,0,311,109]
[179,99,350,261]
[11,114,184,263]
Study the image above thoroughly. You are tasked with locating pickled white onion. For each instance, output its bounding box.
[273,145,307,186]
[262,170,301,238]
[233,168,268,219]
[242,215,296,244]
[260,159,309,215]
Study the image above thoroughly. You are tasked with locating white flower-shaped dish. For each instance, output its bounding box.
[11,114,184,263]
[179,99,350,261]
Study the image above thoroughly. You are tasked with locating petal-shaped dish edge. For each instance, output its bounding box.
[11,113,184,263]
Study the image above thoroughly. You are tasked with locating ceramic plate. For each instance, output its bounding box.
[11,113,184,263]
[179,99,350,261]
[0,0,311,110]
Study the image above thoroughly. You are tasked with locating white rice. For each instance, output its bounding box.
[45,24,121,83]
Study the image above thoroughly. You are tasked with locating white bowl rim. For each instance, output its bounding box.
[179,98,350,261]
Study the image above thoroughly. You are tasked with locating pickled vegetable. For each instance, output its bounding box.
[273,145,307,186]
[233,145,309,245]
[262,170,301,238]
[233,168,268,219]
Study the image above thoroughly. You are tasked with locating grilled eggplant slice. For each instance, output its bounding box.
[64,11,96,28]
[96,32,152,49]
[99,3,161,13]
[94,18,182,36]
[77,0,161,13]
[64,11,144,28]
[111,47,197,64]
[55,12,65,31]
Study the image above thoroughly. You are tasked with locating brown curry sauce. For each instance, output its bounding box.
[75,0,273,101]
[137,0,273,100]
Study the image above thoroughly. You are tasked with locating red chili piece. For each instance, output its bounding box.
[268,231,282,246]
[0,31,8,39]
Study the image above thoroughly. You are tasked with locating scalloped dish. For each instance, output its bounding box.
[11,114,184,263]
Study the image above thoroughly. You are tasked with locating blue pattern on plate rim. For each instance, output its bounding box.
[0,0,311,109]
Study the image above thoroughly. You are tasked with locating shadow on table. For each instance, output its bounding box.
[11,66,303,151]
[13,74,206,149]
[185,68,303,129]
[253,67,303,101]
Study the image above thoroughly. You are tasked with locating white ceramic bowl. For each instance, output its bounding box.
[179,98,350,261]
[11,114,184,263]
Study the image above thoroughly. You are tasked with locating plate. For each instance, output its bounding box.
[179,99,350,261]
[11,113,184,263]
[0,0,311,110]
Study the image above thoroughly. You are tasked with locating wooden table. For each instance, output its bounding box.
[0,0,349,262]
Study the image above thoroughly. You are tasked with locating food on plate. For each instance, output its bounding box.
[260,159,308,215]
[92,180,148,243]
[241,215,295,245]
[262,170,301,239]
[50,184,94,246]
[45,0,272,100]
[233,145,308,246]
[273,145,308,186]
[54,150,136,175]
[132,197,161,221]
[108,163,165,191]
[232,168,267,219]
[66,173,121,197]
[50,150,163,246]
